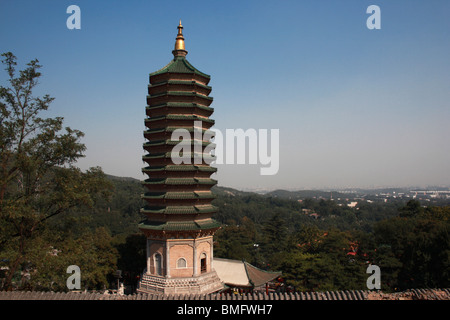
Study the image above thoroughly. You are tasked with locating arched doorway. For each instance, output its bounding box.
[154,253,162,276]
[200,253,207,274]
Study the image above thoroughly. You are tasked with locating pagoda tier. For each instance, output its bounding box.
[146,102,213,118]
[143,141,216,155]
[147,91,213,107]
[144,127,214,141]
[144,115,214,128]
[148,81,211,97]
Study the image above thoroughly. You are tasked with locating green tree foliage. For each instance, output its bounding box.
[214,216,257,263]
[280,226,367,291]
[23,226,117,291]
[115,233,146,290]
[261,213,288,269]
[213,191,449,292]
[398,199,423,217]
[373,203,449,290]
[0,52,113,290]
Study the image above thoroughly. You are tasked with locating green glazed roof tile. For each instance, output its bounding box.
[144,127,215,135]
[142,152,215,161]
[140,204,217,214]
[145,114,214,123]
[142,177,217,185]
[146,102,214,112]
[142,165,217,172]
[143,140,216,148]
[148,91,213,101]
[149,80,211,90]
[149,56,211,78]
[142,191,216,200]
[138,219,221,231]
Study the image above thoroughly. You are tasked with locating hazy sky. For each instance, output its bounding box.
[1,0,449,190]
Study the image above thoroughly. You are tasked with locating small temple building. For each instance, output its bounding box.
[137,21,280,295]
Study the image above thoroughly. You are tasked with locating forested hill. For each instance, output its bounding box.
[41,174,450,292]
[105,174,141,182]
[99,175,449,235]
[98,175,402,233]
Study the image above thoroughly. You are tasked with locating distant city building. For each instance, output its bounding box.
[347,201,358,208]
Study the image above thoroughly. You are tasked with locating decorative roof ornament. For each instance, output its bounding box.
[173,20,188,57]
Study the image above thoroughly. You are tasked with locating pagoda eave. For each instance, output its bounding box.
[139,220,221,239]
[146,103,214,115]
[141,191,216,200]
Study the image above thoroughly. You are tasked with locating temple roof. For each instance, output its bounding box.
[213,258,281,288]
[150,56,210,79]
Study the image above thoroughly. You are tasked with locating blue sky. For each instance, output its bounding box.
[1,0,449,190]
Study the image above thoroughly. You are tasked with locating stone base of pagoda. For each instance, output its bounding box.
[137,270,224,295]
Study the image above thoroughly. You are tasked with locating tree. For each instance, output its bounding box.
[261,213,288,269]
[373,204,450,290]
[214,217,256,263]
[0,52,113,290]
[23,226,118,291]
[398,199,423,218]
[115,233,146,291]
[280,226,368,291]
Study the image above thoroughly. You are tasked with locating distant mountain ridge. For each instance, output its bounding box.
[266,189,341,200]
[105,174,141,182]
[104,174,449,200]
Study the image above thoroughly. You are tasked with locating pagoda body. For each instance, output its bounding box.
[137,22,223,295]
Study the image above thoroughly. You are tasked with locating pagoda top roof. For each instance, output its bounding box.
[150,56,210,79]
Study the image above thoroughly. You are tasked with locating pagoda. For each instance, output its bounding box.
[137,21,223,294]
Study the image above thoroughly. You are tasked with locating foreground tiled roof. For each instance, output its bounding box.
[213,258,281,288]
[1,289,449,300]
[244,263,281,288]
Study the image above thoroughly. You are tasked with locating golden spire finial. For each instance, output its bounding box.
[174,20,186,53]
